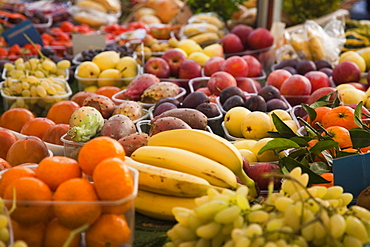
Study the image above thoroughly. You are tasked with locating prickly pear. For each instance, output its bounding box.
[118,132,149,156]
[125,73,160,101]
[68,106,105,142]
[149,116,192,136]
[113,100,143,121]
[100,114,137,140]
[141,82,180,103]
[82,94,116,119]
[151,108,208,130]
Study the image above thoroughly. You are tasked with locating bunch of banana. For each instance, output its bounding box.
[129,129,259,221]
[76,0,121,14]
[179,13,225,47]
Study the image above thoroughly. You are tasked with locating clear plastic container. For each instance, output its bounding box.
[112,87,187,109]
[0,164,138,247]
[0,79,72,117]
[2,67,70,81]
[136,120,214,134]
[61,133,86,160]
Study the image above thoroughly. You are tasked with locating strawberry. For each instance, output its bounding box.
[60,21,75,33]
[9,44,21,55]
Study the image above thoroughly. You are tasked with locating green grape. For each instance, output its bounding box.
[0,241,6,247]
[244,223,263,238]
[0,227,9,242]
[284,204,300,231]
[14,83,22,95]
[345,215,368,243]
[30,86,37,97]
[56,68,67,78]
[173,223,197,242]
[214,205,241,224]
[343,235,363,247]
[235,193,250,210]
[26,76,39,84]
[247,210,269,224]
[188,212,206,231]
[301,220,315,242]
[14,70,25,79]
[195,238,211,247]
[211,233,227,247]
[28,58,39,70]
[57,60,71,69]
[14,58,24,66]
[178,241,197,247]
[194,200,228,221]
[322,186,343,200]
[196,222,221,239]
[233,215,244,228]
[15,63,26,71]
[24,61,30,70]
[275,239,289,247]
[274,196,293,212]
[167,228,179,241]
[350,205,370,221]
[340,193,354,207]
[173,207,192,227]
[264,241,279,247]
[33,70,45,78]
[4,63,15,71]
[221,223,234,235]
[21,81,30,90]
[21,89,31,97]
[329,214,346,239]
[36,85,47,97]
[42,59,57,72]
[266,218,284,232]
[249,236,265,247]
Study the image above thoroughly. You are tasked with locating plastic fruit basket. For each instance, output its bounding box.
[0,79,72,117]
[0,164,138,247]
[2,67,70,81]
[136,120,214,134]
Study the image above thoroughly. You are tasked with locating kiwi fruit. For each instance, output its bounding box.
[356,186,370,211]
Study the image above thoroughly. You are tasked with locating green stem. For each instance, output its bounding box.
[63,224,89,247]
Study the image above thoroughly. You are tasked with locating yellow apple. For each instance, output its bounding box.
[238,149,257,163]
[116,56,138,78]
[97,69,121,87]
[358,47,370,71]
[339,51,367,73]
[338,88,367,105]
[268,109,292,121]
[92,51,120,70]
[240,111,273,139]
[188,51,210,66]
[250,137,277,162]
[224,107,251,138]
[272,119,299,133]
[76,61,100,86]
[203,43,224,57]
[233,139,257,150]
[336,83,356,91]
[177,39,203,56]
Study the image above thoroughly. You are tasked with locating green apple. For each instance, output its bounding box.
[116,56,139,78]
[76,61,101,86]
[250,137,277,162]
[240,111,273,139]
[188,51,210,66]
[92,51,120,70]
[97,68,121,87]
[224,107,251,138]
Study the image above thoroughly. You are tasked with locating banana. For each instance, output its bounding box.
[189,14,224,29]
[77,0,108,13]
[135,190,197,221]
[91,0,121,13]
[182,23,219,38]
[189,32,220,46]
[131,146,238,189]
[147,129,258,199]
[124,157,211,197]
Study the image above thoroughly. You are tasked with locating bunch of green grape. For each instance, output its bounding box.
[164,167,370,247]
[3,57,71,80]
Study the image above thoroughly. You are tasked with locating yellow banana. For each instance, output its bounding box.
[91,0,120,13]
[135,190,197,221]
[131,146,238,189]
[189,32,220,46]
[189,14,224,29]
[182,23,219,38]
[124,157,211,197]
[77,0,108,13]
[147,129,258,199]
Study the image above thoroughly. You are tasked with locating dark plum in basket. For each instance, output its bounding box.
[219,86,246,105]
[181,91,209,109]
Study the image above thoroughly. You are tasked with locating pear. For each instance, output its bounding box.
[97,69,121,87]
[92,51,120,70]
[116,56,138,78]
[76,61,101,86]
[188,52,210,66]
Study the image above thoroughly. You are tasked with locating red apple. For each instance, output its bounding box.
[196,87,212,96]
[304,70,331,93]
[307,86,342,106]
[161,49,186,77]
[246,162,281,190]
[231,24,254,49]
[207,71,237,96]
[242,55,263,77]
[221,56,249,78]
[346,82,368,91]
[280,74,312,106]
[144,57,171,78]
[203,56,225,76]
[266,69,292,90]
[247,27,274,50]
[236,78,258,93]
[178,59,202,79]
[219,33,244,54]
[332,61,361,85]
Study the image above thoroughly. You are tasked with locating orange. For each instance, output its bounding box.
[85,214,131,247]
[3,177,52,225]
[314,172,334,188]
[0,158,11,171]
[323,126,353,149]
[93,157,134,214]
[46,100,80,124]
[20,117,56,139]
[0,166,36,197]
[35,156,82,191]
[321,105,358,130]
[95,86,121,99]
[42,123,69,145]
[52,178,102,229]
[44,218,81,247]
[306,106,331,129]
[0,128,18,159]
[78,136,126,176]
[12,220,46,247]
[0,108,35,132]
